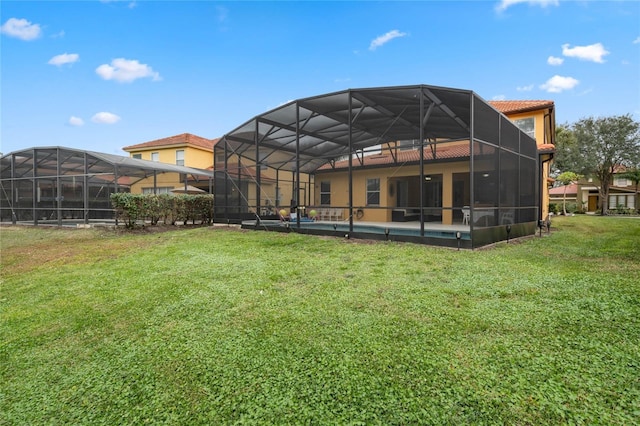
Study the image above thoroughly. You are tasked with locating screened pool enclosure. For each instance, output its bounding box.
[0,147,213,226]
[215,84,545,248]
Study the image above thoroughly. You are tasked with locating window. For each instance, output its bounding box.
[151,152,159,162]
[514,117,535,139]
[176,150,184,166]
[366,178,380,206]
[609,194,634,209]
[398,139,420,151]
[320,181,331,205]
[614,177,630,187]
[132,153,142,159]
[142,187,173,194]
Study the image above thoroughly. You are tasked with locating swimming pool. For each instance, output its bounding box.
[244,220,471,241]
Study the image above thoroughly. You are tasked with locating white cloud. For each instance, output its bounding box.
[547,56,564,66]
[91,112,121,124]
[96,58,161,83]
[369,30,407,51]
[69,116,84,127]
[492,95,507,101]
[540,75,579,93]
[633,37,640,44]
[48,53,79,66]
[216,6,229,22]
[495,0,559,13]
[517,84,534,92]
[1,18,42,41]
[561,43,609,63]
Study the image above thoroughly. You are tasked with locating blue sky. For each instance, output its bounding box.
[2,0,639,156]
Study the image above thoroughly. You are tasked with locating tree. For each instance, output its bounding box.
[552,124,580,177]
[618,166,640,213]
[556,171,582,215]
[561,115,640,215]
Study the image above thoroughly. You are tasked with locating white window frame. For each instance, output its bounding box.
[366,178,380,206]
[320,181,331,205]
[151,152,159,162]
[514,117,535,139]
[142,187,173,195]
[176,149,185,166]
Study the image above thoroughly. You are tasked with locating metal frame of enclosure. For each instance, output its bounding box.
[0,147,213,226]
[215,84,541,248]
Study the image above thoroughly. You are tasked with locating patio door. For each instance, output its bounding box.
[396,181,408,207]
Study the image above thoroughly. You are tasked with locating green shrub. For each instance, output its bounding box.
[565,202,577,214]
[110,193,214,228]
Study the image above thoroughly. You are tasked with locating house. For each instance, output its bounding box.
[122,133,218,194]
[549,170,638,214]
[123,132,301,217]
[215,85,556,248]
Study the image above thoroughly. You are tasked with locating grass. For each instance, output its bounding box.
[1,216,639,425]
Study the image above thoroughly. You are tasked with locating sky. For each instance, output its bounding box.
[1,0,639,156]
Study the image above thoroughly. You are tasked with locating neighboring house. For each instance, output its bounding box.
[123,133,300,215]
[122,133,218,194]
[549,171,638,213]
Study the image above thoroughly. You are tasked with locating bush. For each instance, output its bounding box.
[549,203,560,214]
[565,202,578,214]
[110,193,214,228]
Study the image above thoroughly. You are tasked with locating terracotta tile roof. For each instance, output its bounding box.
[549,183,578,196]
[318,144,475,171]
[212,163,276,183]
[123,133,219,151]
[538,143,555,152]
[489,100,554,115]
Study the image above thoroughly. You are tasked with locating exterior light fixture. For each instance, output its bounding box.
[384,228,390,240]
[482,173,490,178]
[456,231,462,251]
[424,175,432,181]
[538,220,544,237]
[506,224,512,243]
[333,224,337,230]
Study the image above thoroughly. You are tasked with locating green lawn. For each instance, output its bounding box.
[1,216,639,424]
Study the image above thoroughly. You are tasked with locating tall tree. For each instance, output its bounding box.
[552,124,580,177]
[570,115,640,215]
[556,171,582,215]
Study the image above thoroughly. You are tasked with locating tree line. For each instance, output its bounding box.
[553,114,640,215]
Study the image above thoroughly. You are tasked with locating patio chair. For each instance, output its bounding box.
[461,207,470,225]
[501,211,514,224]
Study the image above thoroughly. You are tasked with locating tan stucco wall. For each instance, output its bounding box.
[129,146,213,170]
[315,161,469,225]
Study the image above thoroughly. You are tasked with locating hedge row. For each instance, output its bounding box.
[110,193,214,228]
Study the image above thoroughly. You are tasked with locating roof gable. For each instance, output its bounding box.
[123,133,218,152]
[489,100,554,115]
